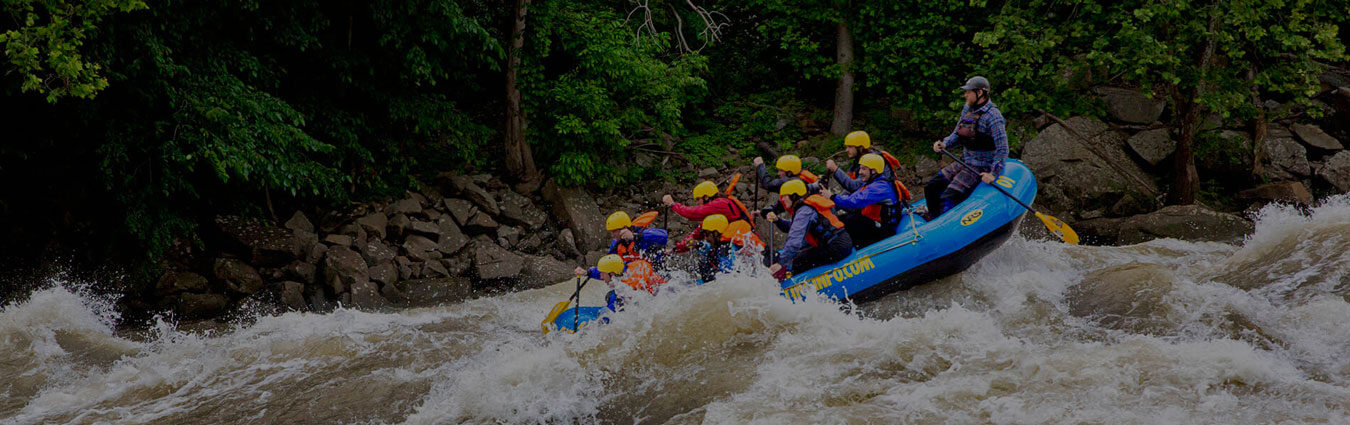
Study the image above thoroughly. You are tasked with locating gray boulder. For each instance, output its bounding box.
[1022,117,1159,214]
[402,235,441,262]
[279,281,307,311]
[355,213,388,240]
[1237,181,1313,206]
[156,271,211,297]
[517,234,543,253]
[214,258,263,295]
[444,175,500,216]
[212,216,294,267]
[407,220,440,238]
[498,190,548,229]
[518,255,576,290]
[395,277,473,306]
[558,228,581,258]
[542,181,607,252]
[1292,123,1344,150]
[369,262,398,285]
[423,260,451,278]
[322,246,369,293]
[1126,128,1174,166]
[498,226,523,248]
[390,198,423,216]
[323,233,354,247]
[388,213,411,238]
[1117,205,1254,245]
[338,223,367,244]
[359,240,396,266]
[349,281,389,309]
[441,252,472,276]
[1316,151,1350,193]
[463,211,500,234]
[284,211,314,234]
[473,239,524,280]
[1096,87,1166,124]
[175,293,230,319]
[281,261,317,284]
[444,198,477,226]
[436,218,469,255]
[1260,133,1312,181]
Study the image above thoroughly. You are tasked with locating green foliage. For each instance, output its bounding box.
[522,1,707,188]
[0,0,146,101]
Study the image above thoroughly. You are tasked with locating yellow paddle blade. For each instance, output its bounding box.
[541,301,572,334]
[1035,212,1079,245]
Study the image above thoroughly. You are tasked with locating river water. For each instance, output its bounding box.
[4,197,1350,424]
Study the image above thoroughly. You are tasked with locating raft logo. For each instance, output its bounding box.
[961,210,983,226]
[996,176,1016,188]
[782,256,876,299]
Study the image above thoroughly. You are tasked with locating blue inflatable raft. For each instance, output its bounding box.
[543,159,1038,333]
[779,158,1036,302]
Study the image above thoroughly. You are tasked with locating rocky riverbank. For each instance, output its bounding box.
[142,79,1350,320]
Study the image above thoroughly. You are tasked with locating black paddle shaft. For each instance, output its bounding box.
[569,276,592,330]
[939,149,1039,215]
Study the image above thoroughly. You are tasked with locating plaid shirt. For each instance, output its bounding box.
[941,101,1008,177]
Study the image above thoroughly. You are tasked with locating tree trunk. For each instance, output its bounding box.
[504,0,541,191]
[1247,67,1268,181]
[829,17,855,137]
[1167,15,1219,206]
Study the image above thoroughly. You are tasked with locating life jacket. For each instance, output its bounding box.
[857,180,902,228]
[724,196,756,231]
[799,170,819,184]
[798,195,845,248]
[612,227,667,263]
[617,258,665,294]
[956,105,997,152]
[846,149,912,203]
[721,219,764,249]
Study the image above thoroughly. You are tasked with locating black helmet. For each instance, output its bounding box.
[959,76,991,92]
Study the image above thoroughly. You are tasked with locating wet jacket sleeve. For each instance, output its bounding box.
[942,104,971,147]
[671,202,719,221]
[832,168,864,193]
[606,239,620,254]
[833,180,898,210]
[778,207,816,271]
[587,267,603,280]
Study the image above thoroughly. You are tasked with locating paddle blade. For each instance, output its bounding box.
[541,301,572,334]
[1035,212,1079,245]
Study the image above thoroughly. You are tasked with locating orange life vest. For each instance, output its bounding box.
[847,149,912,202]
[617,259,665,293]
[799,194,845,247]
[721,220,764,249]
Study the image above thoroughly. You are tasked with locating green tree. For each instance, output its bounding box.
[0,0,147,101]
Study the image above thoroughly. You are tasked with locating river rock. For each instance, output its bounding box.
[584,249,606,270]
[1291,123,1344,150]
[498,190,547,229]
[1260,133,1312,181]
[402,235,441,262]
[323,234,354,247]
[359,240,396,266]
[1237,181,1313,206]
[914,157,939,180]
[349,281,389,309]
[444,198,477,226]
[355,213,388,240]
[517,234,543,253]
[322,246,369,294]
[463,211,499,234]
[1317,151,1350,192]
[1116,205,1254,245]
[543,181,607,252]
[518,255,575,290]
[395,277,473,306]
[214,258,263,295]
[473,239,523,280]
[444,175,500,216]
[423,260,451,278]
[1022,117,1159,214]
[290,229,320,259]
[212,216,294,267]
[281,261,317,284]
[156,271,210,296]
[380,283,408,304]
[388,213,411,238]
[407,220,440,238]
[436,218,469,255]
[369,262,397,285]
[698,167,719,179]
[279,281,306,311]
[284,211,314,234]
[396,256,417,280]
[441,253,472,276]
[1071,217,1124,246]
[390,198,423,216]
[1126,128,1175,166]
[498,226,523,248]
[1096,87,1166,124]
[338,223,367,245]
[175,293,230,319]
[558,228,581,258]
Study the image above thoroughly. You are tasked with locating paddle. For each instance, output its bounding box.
[939,149,1079,245]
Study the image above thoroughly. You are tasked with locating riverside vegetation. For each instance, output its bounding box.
[1,0,1348,321]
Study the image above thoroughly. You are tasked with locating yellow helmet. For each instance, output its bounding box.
[597,254,625,274]
[692,181,719,199]
[844,130,871,148]
[701,214,729,233]
[605,211,632,231]
[779,179,807,197]
[859,153,886,173]
[776,155,802,174]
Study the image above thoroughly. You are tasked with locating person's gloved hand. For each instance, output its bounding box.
[674,241,689,253]
[771,264,788,282]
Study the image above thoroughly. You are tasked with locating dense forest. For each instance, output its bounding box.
[2,0,1347,284]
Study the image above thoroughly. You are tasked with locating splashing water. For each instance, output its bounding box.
[4,197,1350,424]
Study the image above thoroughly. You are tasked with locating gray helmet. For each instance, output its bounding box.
[959,76,991,92]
